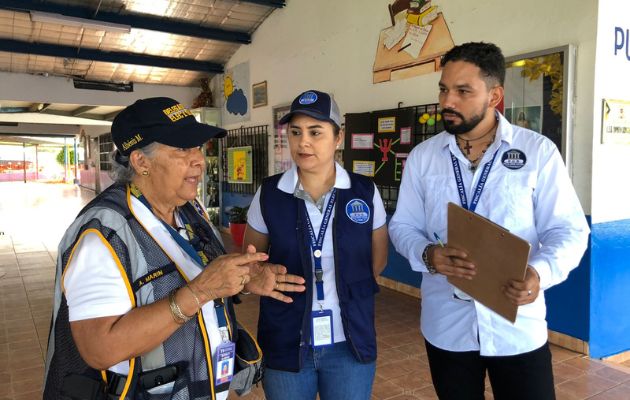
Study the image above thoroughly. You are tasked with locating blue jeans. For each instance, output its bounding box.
[262,341,376,400]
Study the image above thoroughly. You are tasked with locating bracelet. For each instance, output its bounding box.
[185,285,201,308]
[239,290,251,295]
[168,289,193,324]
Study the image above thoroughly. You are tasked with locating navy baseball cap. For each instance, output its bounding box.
[279,90,341,128]
[112,97,226,156]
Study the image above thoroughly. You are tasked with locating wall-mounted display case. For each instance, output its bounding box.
[191,107,222,226]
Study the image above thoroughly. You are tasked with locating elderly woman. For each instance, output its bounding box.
[44,97,304,399]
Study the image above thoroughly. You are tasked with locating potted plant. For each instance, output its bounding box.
[227,205,249,247]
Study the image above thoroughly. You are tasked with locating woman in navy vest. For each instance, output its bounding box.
[244,90,389,400]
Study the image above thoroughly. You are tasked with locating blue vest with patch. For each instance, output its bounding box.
[258,171,379,371]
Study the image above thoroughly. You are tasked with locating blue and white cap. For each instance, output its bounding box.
[279,90,341,128]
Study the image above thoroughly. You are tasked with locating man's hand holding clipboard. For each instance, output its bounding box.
[431,203,539,323]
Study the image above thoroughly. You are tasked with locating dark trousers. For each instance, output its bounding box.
[425,340,555,400]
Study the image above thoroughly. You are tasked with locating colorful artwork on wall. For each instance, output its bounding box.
[227,146,253,184]
[222,62,251,125]
[373,0,455,83]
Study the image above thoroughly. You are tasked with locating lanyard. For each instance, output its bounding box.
[129,185,228,329]
[450,148,500,212]
[303,189,337,302]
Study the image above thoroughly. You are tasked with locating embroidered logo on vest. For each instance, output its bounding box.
[345,199,370,224]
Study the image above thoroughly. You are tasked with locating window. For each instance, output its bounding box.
[99,133,113,171]
[504,45,576,167]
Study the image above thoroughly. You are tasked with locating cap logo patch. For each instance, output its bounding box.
[163,103,192,122]
[122,134,143,151]
[345,199,370,224]
[501,149,527,170]
[298,91,318,105]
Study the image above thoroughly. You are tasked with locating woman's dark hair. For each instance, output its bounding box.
[441,42,506,87]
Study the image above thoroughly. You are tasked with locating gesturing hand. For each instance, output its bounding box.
[429,245,476,280]
[188,251,269,303]
[243,244,306,303]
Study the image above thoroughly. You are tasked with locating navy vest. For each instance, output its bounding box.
[258,171,379,371]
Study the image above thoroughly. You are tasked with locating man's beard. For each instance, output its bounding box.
[442,108,486,135]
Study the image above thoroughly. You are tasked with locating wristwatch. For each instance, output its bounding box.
[422,244,438,274]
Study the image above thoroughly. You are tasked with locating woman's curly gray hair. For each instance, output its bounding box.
[109,142,160,183]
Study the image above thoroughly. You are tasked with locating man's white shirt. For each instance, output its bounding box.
[389,113,589,356]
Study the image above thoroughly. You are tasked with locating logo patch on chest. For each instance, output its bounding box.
[345,199,370,224]
[501,149,527,170]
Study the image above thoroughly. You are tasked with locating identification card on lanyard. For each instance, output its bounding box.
[450,149,500,301]
[214,327,235,386]
[304,189,337,348]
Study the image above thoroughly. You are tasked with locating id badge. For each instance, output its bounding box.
[214,341,235,386]
[311,309,334,348]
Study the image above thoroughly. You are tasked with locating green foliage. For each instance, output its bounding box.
[55,147,75,165]
[227,205,249,224]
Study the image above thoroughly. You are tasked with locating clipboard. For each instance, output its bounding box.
[446,202,531,323]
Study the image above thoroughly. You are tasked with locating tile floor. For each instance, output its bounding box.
[1,182,629,400]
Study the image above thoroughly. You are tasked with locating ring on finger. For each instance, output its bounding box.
[274,282,279,290]
[527,289,532,296]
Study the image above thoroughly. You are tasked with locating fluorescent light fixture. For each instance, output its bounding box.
[30,11,131,34]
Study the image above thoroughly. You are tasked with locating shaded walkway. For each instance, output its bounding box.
[0,182,629,399]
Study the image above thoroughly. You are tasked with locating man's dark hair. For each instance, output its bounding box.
[441,42,506,87]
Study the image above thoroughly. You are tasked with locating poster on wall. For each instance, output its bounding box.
[273,105,292,173]
[352,160,376,177]
[372,1,455,83]
[400,127,411,144]
[602,99,630,145]
[351,134,374,149]
[221,62,251,125]
[227,146,253,184]
[504,106,542,133]
[378,117,396,133]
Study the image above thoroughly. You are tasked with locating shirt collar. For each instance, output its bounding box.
[277,161,351,194]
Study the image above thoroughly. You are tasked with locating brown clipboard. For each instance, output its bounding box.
[446,202,531,323]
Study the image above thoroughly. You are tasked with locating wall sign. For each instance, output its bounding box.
[378,117,396,133]
[602,99,630,145]
[351,133,374,149]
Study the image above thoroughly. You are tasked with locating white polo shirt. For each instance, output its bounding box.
[389,112,589,356]
[247,162,386,344]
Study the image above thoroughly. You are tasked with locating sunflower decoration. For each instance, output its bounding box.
[520,53,563,116]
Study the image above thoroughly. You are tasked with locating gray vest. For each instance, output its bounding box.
[44,183,234,400]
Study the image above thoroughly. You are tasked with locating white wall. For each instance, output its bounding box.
[0,71,198,107]
[219,0,597,211]
[591,0,630,223]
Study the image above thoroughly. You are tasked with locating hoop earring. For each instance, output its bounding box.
[141,170,149,176]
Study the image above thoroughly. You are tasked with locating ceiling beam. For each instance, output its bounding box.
[0,38,224,74]
[72,105,98,117]
[241,0,286,7]
[104,110,121,121]
[28,102,50,112]
[0,0,251,44]
[40,109,108,121]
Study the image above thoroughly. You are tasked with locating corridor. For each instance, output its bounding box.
[0,182,629,399]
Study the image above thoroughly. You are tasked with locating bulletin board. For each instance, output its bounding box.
[343,103,443,213]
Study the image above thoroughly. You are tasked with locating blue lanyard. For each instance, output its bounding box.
[303,189,337,302]
[131,185,227,328]
[450,148,500,212]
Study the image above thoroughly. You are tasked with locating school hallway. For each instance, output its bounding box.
[1,182,629,400]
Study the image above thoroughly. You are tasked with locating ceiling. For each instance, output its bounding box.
[0,0,282,134]
[0,0,282,86]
